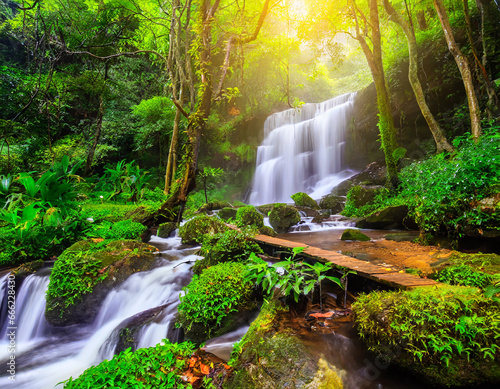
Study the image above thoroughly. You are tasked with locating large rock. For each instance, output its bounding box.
[291,192,319,209]
[45,240,159,326]
[217,207,238,221]
[178,215,229,244]
[157,222,177,238]
[226,301,344,389]
[319,195,345,213]
[347,185,384,208]
[269,204,301,233]
[235,205,264,227]
[355,205,417,230]
[341,229,370,241]
[330,161,388,196]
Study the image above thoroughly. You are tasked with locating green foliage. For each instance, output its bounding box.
[194,228,262,274]
[177,262,253,335]
[353,285,500,386]
[80,203,139,223]
[245,248,343,305]
[235,205,264,228]
[86,220,147,240]
[434,264,493,288]
[46,248,108,316]
[63,339,196,388]
[178,215,228,244]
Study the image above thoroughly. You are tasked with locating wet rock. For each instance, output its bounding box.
[330,161,387,196]
[341,229,370,241]
[384,232,420,242]
[178,215,229,244]
[355,205,417,230]
[217,207,238,221]
[291,192,319,209]
[319,195,345,214]
[196,201,232,213]
[259,226,277,237]
[295,206,321,218]
[11,260,44,279]
[45,240,160,327]
[346,185,384,208]
[157,222,177,238]
[269,204,301,233]
[226,301,344,389]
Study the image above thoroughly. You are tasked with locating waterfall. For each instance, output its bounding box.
[0,237,200,389]
[249,92,357,205]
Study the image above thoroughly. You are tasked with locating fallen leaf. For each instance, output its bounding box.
[200,363,210,375]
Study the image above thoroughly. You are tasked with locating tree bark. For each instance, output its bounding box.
[350,0,399,185]
[434,0,482,140]
[384,0,454,153]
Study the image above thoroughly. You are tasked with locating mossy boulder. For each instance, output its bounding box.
[11,260,44,279]
[319,195,345,213]
[157,222,177,238]
[345,185,384,208]
[178,215,229,244]
[330,161,387,196]
[269,203,301,233]
[291,192,319,209]
[341,229,370,241]
[226,301,344,389]
[196,201,232,213]
[353,285,500,387]
[235,205,264,227]
[45,240,159,326]
[355,205,417,230]
[259,225,277,237]
[217,207,238,221]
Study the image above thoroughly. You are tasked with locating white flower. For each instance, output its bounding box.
[100,195,104,199]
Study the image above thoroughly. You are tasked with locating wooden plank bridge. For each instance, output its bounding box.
[254,234,440,290]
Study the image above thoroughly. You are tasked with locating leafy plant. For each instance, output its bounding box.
[245,247,345,309]
[86,219,147,240]
[434,264,493,288]
[62,339,197,388]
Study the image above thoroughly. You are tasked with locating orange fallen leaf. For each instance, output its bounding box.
[200,363,210,375]
[189,356,198,368]
[310,312,335,319]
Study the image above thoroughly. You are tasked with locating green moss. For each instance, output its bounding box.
[353,285,500,386]
[178,215,229,244]
[217,207,238,221]
[259,225,277,237]
[157,222,177,238]
[194,229,262,274]
[11,260,44,277]
[269,203,301,233]
[87,220,147,240]
[340,229,370,241]
[63,339,196,388]
[235,205,264,227]
[291,192,319,209]
[81,203,138,222]
[177,262,253,337]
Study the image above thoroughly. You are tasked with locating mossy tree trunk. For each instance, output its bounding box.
[383,0,454,153]
[434,0,482,140]
[350,0,399,186]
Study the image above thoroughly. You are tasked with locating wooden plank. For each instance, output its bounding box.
[253,234,441,290]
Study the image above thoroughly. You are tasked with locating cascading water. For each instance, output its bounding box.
[249,93,357,205]
[0,236,200,389]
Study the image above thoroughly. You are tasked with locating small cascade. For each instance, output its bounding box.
[288,216,356,233]
[250,93,357,205]
[0,236,199,389]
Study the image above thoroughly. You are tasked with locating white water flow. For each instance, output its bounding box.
[0,236,200,389]
[250,93,357,205]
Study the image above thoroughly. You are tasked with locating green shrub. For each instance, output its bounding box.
[433,264,493,288]
[87,220,147,240]
[235,205,264,227]
[194,228,262,274]
[353,285,500,386]
[178,262,253,335]
[81,203,138,222]
[63,340,196,388]
[178,215,228,244]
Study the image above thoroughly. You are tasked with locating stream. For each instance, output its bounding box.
[0,228,451,389]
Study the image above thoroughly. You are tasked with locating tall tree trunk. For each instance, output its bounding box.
[85,95,104,175]
[434,0,482,140]
[384,0,454,153]
[165,87,183,194]
[351,0,399,185]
